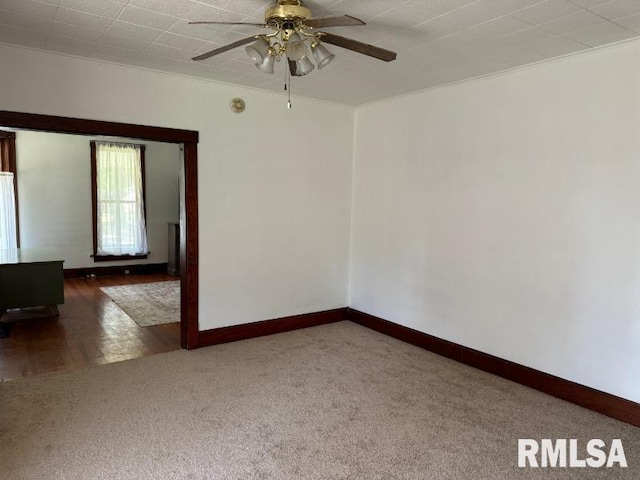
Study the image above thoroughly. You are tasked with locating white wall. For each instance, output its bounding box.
[351,40,640,403]
[15,130,179,268]
[7,38,635,404]
[0,44,354,331]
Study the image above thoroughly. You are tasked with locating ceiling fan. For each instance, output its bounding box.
[189,0,397,78]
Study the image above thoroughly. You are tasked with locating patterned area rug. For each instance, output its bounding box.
[100,281,180,327]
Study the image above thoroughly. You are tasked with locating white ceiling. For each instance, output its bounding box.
[1,0,640,105]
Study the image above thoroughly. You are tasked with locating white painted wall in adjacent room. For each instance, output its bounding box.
[351,40,640,403]
[15,130,179,269]
[0,44,353,331]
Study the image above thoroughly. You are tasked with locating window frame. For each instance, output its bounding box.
[90,141,148,262]
[0,130,19,247]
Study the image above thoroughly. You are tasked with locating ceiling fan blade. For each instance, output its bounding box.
[304,15,365,29]
[319,32,397,62]
[192,36,258,61]
[188,21,266,26]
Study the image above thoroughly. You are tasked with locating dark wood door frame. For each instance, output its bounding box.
[0,110,199,349]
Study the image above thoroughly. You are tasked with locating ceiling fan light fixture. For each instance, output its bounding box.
[190,1,398,91]
[286,33,308,62]
[292,56,315,76]
[245,36,270,64]
[257,51,276,74]
[311,42,335,70]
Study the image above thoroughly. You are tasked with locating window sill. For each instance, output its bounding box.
[92,254,149,263]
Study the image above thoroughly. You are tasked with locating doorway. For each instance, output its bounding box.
[0,110,199,353]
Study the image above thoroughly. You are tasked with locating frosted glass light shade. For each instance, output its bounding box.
[293,56,314,76]
[257,53,276,74]
[312,43,335,70]
[245,37,270,63]
[286,33,308,62]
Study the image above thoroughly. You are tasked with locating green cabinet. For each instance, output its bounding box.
[0,249,65,310]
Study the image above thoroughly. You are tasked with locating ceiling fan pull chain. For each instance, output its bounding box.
[285,61,292,109]
[284,60,288,91]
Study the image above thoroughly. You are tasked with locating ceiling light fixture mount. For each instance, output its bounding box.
[264,0,312,25]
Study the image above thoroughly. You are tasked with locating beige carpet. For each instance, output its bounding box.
[0,321,637,479]
[99,280,180,327]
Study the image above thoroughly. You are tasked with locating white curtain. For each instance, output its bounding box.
[96,143,148,256]
[0,173,17,250]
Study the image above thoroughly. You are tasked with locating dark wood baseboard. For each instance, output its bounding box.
[198,308,349,347]
[64,263,168,279]
[348,309,640,427]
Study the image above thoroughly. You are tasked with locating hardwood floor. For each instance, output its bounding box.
[0,273,181,381]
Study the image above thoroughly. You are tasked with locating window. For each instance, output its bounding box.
[0,131,18,249]
[91,141,148,261]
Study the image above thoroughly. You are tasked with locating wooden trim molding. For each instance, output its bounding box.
[0,130,16,140]
[0,110,198,144]
[0,131,19,246]
[0,110,199,349]
[0,130,16,172]
[92,254,149,262]
[198,308,349,347]
[90,141,97,256]
[141,145,147,221]
[181,143,199,349]
[64,263,168,279]
[348,309,640,427]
